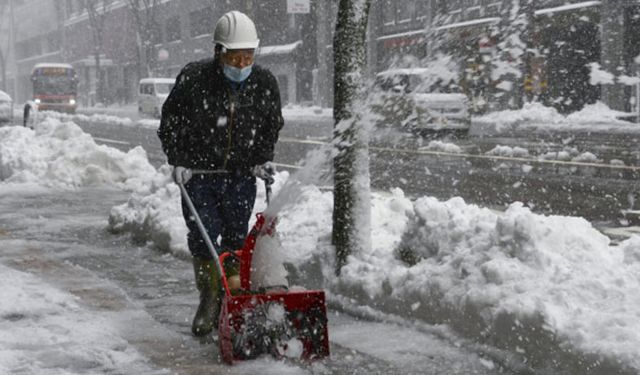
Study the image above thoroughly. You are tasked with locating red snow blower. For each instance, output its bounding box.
[179,179,329,364]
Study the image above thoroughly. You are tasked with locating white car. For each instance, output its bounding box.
[373,68,470,137]
[0,90,13,123]
[138,78,175,118]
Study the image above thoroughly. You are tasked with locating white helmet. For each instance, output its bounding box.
[213,11,260,50]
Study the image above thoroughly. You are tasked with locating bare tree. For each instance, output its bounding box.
[126,0,160,78]
[83,0,112,105]
[332,0,372,275]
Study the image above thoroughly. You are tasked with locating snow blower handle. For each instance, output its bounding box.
[177,182,225,280]
[264,178,272,205]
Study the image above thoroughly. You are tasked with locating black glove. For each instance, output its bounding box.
[251,162,275,185]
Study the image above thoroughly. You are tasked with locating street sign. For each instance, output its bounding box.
[287,0,310,14]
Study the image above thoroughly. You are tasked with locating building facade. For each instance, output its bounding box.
[2,0,333,107]
[2,0,639,115]
[371,0,640,115]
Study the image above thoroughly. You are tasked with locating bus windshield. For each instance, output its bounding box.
[33,76,77,95]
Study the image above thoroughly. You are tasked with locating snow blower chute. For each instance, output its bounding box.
[178,179,329,364]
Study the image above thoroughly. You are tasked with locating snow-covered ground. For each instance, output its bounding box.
[1,110,640,373]
[473,101,640,135]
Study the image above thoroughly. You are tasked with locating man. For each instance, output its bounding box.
[158,10,284,336]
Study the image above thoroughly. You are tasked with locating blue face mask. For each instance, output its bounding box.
[223,64,253,83]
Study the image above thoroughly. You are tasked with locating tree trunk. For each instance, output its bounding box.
[332,0,372,275]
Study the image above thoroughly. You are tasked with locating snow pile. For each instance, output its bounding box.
[538,147,601,163]
[47,110,162,131]
[474,101,638,135]
[565,101,634,125]
[0,263,156,374]
[0,117,157,192]
[485,145,529,158]
[336,197,640,371]
[475,102,564,127]
[45,110,135,127]
[282,104,332,119]
[107,167,285,258]
[103,148,640,371]
[107,165,188,253]
[419,140,462,154]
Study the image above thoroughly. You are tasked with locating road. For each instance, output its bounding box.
[64,112,639,223]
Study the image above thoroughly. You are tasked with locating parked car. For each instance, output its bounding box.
[0,90,13,123]
[372,68,470,137]
[138,78,175,118]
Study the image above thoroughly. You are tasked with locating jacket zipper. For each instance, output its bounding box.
[222,91,235,170]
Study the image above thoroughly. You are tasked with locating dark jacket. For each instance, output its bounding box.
[158,58,284,172]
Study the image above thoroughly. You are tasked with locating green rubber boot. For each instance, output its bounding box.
[191,257,222,336]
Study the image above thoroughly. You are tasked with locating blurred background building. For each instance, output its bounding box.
[0,0,639,116]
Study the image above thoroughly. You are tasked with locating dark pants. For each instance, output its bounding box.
[181,173,257,260]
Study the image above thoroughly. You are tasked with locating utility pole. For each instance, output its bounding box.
[9,0,18,101]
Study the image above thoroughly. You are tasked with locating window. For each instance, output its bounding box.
[166,15,181,42]
[190,6,214,37]
[140,84,154,95]
[383,0,395,25]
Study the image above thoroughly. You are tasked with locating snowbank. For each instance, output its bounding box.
[0,117,157,193]
[108,165,640,372]
[338,197,640,373]
[473,102,640,136]
[282,104,333,119]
